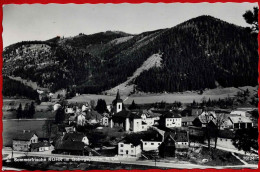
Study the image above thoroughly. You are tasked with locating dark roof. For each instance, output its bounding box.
[85,110,103,120]
[63,132,86,142]
[161,111,181,118]
[164,131,188,142]
[31,142,51,149]
[13,131,37,141]
[122,129,162,146]
[55,140,85,151]
[113,110,141,120]
[182,116,196,122]
[218,130,235,139]
[134,110,162,118]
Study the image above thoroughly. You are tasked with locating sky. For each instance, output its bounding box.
[2,3,258,47]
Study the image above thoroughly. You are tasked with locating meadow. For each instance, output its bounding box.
[68,86,257,104]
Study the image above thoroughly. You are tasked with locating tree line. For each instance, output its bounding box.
[16,102,35,119]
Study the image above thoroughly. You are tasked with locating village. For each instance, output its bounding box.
[2,88,259,170]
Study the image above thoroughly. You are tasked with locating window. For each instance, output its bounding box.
[120,150,123,152]
[131,150,134,153]
[131,145,134,148]
[158,143,160,145]
[151,143,154,145]
[145,143,147,145]
[120,144,124,147]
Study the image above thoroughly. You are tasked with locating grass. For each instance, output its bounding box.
[190,147,244,166]
[68,86,257,104]
[3,111,53,119]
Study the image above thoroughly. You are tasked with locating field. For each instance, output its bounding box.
[3,120,48,147]
[68,86,257,104]
[3,98,55,119]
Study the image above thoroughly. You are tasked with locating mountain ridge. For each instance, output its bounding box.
[3,15,258,95]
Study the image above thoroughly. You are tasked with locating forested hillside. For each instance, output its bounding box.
[3,77,39,100]
[135,16,258,92]
[3,15,258,94]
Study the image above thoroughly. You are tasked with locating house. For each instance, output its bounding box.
[181,108,202,117]
[159,111,182,128]
[224,115,253,130]
[65,107,75,114]
[118,136,142,157]
[182,116,196,127]
[30,141,53,152]
[158,132,176,158]
[13,130,38,151]
[170,131,189,149]
[159,130,189,158]
[77,113,86,126]
[230,110,250,117]
[141,130,163,151]
[110,110,144,132]
[192,111,217,128]
[135,110,161,127]
[85,110,103,124]
[54,140,90,156]
[63,132,89,145]
[101,113,109,126]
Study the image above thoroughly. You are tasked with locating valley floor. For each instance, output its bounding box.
[68,86,257,104]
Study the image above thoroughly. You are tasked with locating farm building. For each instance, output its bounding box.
[13,130,38,151]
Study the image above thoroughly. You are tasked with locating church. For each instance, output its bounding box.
[109,90,145,133]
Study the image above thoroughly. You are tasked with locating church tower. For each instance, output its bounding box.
[113,90,123,113]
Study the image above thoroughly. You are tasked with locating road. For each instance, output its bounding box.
[2,149,258,169]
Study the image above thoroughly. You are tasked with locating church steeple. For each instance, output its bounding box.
[116,89,121,101]
[112,89,123,113]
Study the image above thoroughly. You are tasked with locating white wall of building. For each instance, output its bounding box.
[165,118,182,128]
[141,141,161,151]
[133,119,144,132]
[118,142,142,157]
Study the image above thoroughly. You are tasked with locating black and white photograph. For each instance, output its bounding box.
[2,3,259,170]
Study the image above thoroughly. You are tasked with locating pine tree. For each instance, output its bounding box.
[28,102,35,118]
[128,100,139,110]
[23,103,30,118]
[17,103,23,119]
